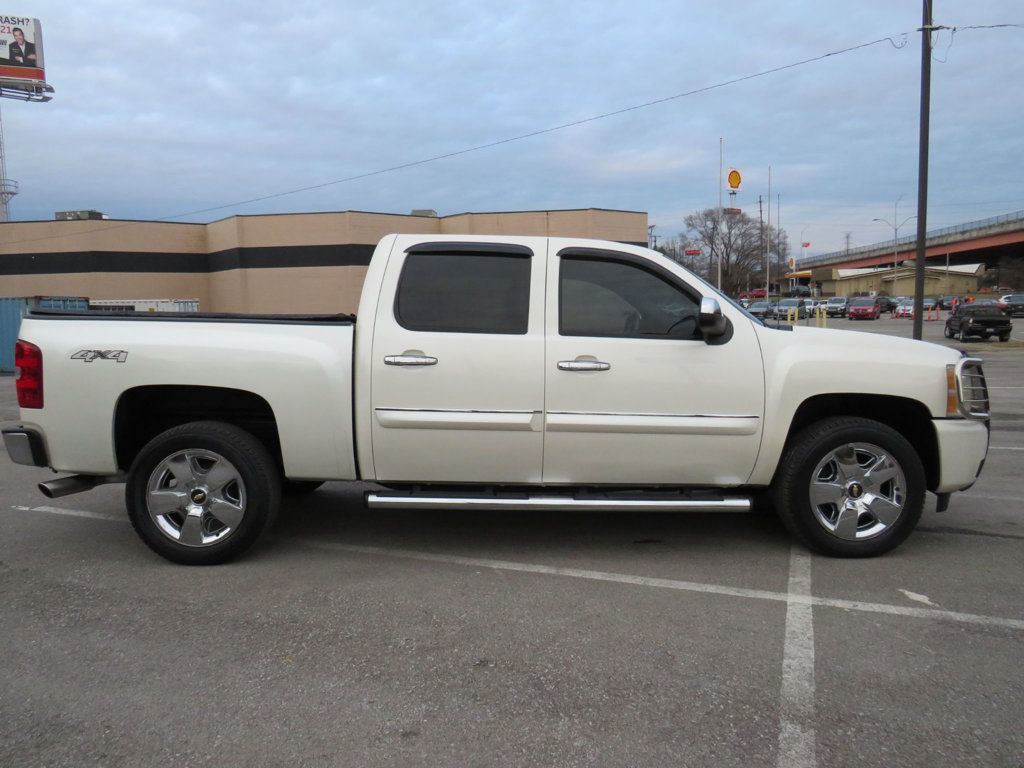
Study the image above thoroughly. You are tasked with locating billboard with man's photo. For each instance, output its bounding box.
[0,14,44,85]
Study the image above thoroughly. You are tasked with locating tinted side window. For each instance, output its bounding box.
[395,252,531,334]
[560,257,701,339]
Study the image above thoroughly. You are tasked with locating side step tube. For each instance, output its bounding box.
[366,493,751,513]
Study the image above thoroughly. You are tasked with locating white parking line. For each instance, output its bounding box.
[9,504,123,521]
[294,540,1024,632]
[777,547,817,768]
[989,446,1024,451]
[8,505,1024,632]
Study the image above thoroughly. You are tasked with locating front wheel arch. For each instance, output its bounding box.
[780,394,939,492]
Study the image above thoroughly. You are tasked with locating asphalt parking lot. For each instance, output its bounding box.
[1,316,1022,767]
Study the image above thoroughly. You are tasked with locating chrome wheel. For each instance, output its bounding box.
[809,442,906,541]
[146,450,247,547]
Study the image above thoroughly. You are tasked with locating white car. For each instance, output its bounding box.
[4,234,991,564]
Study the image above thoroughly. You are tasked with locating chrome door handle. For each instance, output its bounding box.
[557,360,610,372]
[384,354,438,366]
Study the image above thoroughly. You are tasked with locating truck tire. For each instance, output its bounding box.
[958,327,968,342]
[1000,334,1010,343]
[773,417,925,557]
[943,324,953,338]
[125,421,281,565]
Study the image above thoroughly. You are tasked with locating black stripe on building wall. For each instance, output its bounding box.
[0,241,649,276]
[0,244,378,275]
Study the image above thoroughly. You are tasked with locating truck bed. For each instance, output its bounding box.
[28,309,356,324]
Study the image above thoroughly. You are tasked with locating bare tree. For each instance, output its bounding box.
[681,208,789,295]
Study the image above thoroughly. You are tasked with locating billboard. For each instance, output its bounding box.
[0,15,44,85]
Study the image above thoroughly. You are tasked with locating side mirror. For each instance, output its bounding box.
[698,296,727,338]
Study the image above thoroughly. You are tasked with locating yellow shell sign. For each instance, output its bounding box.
[727,169,742,190]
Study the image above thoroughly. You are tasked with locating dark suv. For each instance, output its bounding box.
[944,304,1012,342]
[1004,294,1024,317]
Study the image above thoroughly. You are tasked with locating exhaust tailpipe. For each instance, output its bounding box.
[39,475,99,499]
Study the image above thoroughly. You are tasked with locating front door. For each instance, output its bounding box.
[542,247,765,486]
[370,238,547,483]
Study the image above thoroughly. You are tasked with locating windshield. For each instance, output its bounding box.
[779,299,800,307]
[850,298,875,306]
[827,298,845,304]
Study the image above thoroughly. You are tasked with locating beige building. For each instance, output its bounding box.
[0,208,648,314]
[812,262,983,298]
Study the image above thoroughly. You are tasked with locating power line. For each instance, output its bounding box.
[1,32,915,248]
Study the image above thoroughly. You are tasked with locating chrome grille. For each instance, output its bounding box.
[956,357,989,419]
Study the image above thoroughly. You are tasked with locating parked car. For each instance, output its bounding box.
[775,298,808,320]
[1004,294,1024,317]
[875,296,897,313]
[892,300,915,318]
[739,289,767,300]
[2,233,990,563]
[848,297,882,320]
[747,300,775,320]
[825,297,849,317]
[937,295,962,310]
[944,304,1012,342]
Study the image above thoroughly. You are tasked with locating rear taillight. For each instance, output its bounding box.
[14,340,43,409]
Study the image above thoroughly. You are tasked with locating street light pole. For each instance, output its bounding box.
[873,199,916,295]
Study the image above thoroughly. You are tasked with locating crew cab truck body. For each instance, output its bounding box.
[3,234,991,564]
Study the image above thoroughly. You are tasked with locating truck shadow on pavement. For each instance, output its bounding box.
[269,482,792,560]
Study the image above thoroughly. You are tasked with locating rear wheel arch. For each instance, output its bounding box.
[113,385,283,473]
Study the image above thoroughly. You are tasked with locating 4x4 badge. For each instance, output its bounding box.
[70,350,128,363]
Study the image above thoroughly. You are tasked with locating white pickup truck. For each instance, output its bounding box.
[3,234,990,564]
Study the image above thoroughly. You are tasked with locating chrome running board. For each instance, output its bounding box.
[366,493,752,513]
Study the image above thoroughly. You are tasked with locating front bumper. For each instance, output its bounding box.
[932,419,989,493]
[2,427,49,467]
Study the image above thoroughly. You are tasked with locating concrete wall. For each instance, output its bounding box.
[0,208,648,314]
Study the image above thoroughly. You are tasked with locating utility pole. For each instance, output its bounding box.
[717,137,723,289]
[759,195,768,300]
[843,232,852,256]
[0,103,18,222]
[912,0,934,340]
[766,167,772,297]
[777,193,782,287]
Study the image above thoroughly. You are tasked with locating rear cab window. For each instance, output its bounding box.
[395,250,531,334]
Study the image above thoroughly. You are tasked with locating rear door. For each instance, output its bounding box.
[369,237,546,483]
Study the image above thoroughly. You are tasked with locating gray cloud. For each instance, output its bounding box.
[4,1,1023,255]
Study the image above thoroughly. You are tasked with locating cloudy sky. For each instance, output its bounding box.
[3,1,1023,257]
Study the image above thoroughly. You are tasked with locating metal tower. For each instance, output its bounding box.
[0,103,17,222]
